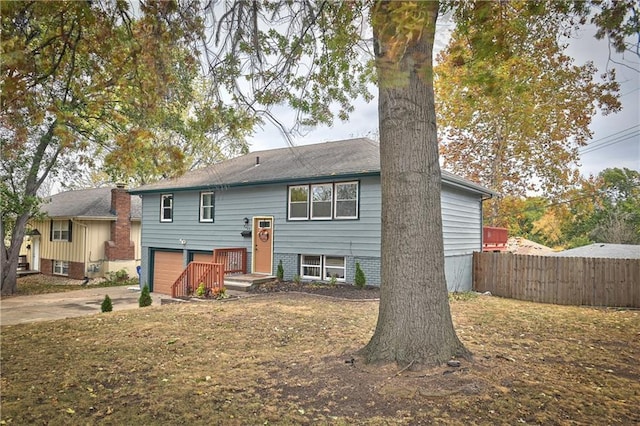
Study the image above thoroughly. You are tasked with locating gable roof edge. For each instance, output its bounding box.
[129,171,381,195]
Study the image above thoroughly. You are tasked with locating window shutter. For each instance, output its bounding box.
[68,219,73,242]
[49,220,53,241]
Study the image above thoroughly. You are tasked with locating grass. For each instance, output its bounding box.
[1,292,638,424]
[6,274,139,297]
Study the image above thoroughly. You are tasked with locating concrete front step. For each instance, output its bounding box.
[224,274,275,291]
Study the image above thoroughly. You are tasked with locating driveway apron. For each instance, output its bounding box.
[0,286,163,326]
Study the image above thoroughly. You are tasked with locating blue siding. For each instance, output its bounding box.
[444,254,474,292]
[139,175,484,292]
[441,184,483,256]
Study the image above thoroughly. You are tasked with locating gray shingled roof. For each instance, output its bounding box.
[551,243,640,259]
[130,138,495,196]
[41,187,142,219]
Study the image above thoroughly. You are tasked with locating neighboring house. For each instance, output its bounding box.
[19,185,141,280]
[130,138,495,295]
[551,243,640,259]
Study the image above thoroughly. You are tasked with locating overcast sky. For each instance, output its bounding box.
[247,22,639,180]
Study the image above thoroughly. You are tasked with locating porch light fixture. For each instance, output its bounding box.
[241,217,251,237]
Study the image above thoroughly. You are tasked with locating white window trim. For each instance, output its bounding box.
[310,183,333,220]
[288,185,309,221]
[334,181,359,220]
[52,220,69,241]
[300,255,322,280]
[324,256,346,281]
[53,260,69,276]
[300,255,346,282]
[199,192,214,223]
[160,194,173,222]
[288,181,359,221]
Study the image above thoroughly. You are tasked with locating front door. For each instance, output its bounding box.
[31,235,40,271]
[253,217,273,274]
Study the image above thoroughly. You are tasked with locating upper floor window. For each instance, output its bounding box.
[311,184,333,220]
[51,220,71,242]
[288,181,359,220]
[161,194,173,222]
[288,185,309,220]
[200,192,214,222]
[335,182,359,219]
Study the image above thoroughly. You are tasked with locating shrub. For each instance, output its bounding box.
[276,260,284,281]
[106,269,129,282]
[101,295,113,312]
[354,262,366,289]
[139,284,152,307]
[196,282,206,297]
[103,269,137,287]
[329,274,338,286]
[293,274,302,285]
[211,286,229,300]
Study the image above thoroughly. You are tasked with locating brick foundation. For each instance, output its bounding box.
[272,253,382,286]
[41,258,53,275]
[40,258,85,280]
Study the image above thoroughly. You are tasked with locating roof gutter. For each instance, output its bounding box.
[441,177,497,198]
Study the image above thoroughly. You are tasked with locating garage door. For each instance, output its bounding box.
[192,252,213,263]
[153,251,184,295]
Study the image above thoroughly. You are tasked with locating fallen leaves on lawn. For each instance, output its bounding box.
[0,293,638,424]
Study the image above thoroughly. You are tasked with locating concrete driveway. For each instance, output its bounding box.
[0,286,164,326]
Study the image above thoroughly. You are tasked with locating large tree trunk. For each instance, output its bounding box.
[1,123,57,295]
[361,1,470,368]
[1,212,29,295]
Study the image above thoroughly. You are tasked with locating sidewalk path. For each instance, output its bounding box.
[0,286,163,326]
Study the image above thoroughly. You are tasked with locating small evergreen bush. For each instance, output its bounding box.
[101,295,113,312]
[276,260,284,281]
[354,262,366,289]
[139,284,152,307]
[293,274,302,285]
[196,282,206,297]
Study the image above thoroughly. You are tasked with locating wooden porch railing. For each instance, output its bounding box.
[213,248,247,275]
[171,261,224,298]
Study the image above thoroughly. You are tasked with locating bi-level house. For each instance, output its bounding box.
[20,185,141,280]
[130,138,495,296]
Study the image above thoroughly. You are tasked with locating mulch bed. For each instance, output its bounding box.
[248,280,380,300]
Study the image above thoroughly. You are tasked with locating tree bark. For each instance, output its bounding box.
[1,122,58,295]
[361,0,470,368]
[1,213,28,296]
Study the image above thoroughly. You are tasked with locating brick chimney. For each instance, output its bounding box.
[105,184,135,260]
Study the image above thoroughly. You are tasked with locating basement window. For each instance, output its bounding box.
[53,260,69,276]
[300,255,346,282]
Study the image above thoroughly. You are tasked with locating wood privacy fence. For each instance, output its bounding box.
[472,252,640,308]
